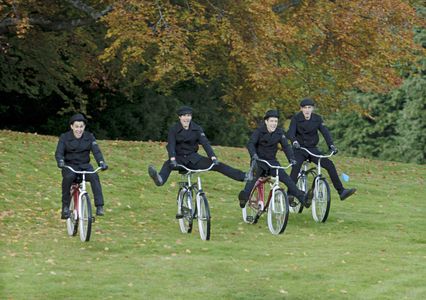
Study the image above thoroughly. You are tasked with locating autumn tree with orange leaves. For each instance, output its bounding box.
[100,0,424,117]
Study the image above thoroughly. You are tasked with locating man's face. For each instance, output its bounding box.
[179,113,192,129]
[70,121,86,139]
[265,117,278,133]
[301,105,314,120]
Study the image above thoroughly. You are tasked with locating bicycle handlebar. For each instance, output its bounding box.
[300,147,335,158]
[63,165,103,174]
[176,163,216,174]
[255,159,293,170]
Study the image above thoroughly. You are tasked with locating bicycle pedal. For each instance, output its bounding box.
[246,216,254,222]
[92,216,96,223]
[175,214,184,219]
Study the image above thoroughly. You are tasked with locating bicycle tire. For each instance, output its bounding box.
[66,192,78,236]
[267,189,289,235]
[242,184,261,224]
[79,193,92,242]
[177,187,193,234]
[197,193,211,241]
[312,178,331,223]
[290,174,306,214]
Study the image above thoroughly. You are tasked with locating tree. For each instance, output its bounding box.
[0,0,112,112]
[100,0,424,117]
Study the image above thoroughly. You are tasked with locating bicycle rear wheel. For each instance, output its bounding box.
[197,193,211,241]
[242,185,261,224]
[177,187,193,233]
[312,178,331,223]
[66,193,78,236]
[267,189,289,235]
[79,193,92,241]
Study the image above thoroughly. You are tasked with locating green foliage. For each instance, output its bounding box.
[394,72,426,164]
[329,92,398,159]
[328,18,426,164]
[87,81,249,146]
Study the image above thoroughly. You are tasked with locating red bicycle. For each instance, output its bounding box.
[242,159,291,235]
[64,165,102,242]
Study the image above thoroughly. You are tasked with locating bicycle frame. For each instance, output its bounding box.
[256,159,292,211]
[299,147,334,197]
[299,147,335,222]
[177,163,215,194]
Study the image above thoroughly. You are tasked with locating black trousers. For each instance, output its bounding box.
[61,165,104,208]
[289,148,344,194]
[158,156,245,184]
[241,160,305,200]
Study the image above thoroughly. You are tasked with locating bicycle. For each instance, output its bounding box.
[63,165,102,242]
[242,159,291,235]
[175,163,215,241]
[293,147,335,223]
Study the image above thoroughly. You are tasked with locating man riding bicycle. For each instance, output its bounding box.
[55,113,108,219]
[287,98,356,201]
[148,106,249,186]
[238,110,310,209]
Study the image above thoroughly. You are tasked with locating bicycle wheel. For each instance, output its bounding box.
[197,193,211,241]
[66,193,78,236]
[290,174,306,214]
[312,178,331,223]
[267,189,289,235]
[78,193,92,242]
[177,187,193,233]
[242,184,261,224]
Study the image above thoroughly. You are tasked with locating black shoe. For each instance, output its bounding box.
[175,213,184,219]
[238,190,248,208]
[96,206,104,216]
[340,188,356,201]
[61,206,70,219]
[148,165,163,186]
[288,195,297,207]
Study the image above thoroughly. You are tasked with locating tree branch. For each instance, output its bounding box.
[0,1,113,34]
[65,0,113,20]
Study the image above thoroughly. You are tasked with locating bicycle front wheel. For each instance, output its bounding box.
[267,189,289,235]
[66,193,78,236]
[177,187,193,234]
[312,178,331,223]
[79,193,92,242]
[242,185,261,224]
[197,193,211,241]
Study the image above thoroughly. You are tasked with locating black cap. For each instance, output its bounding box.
[69,113,87,125]
[177,106,193,116]
[264,110,279,120]
[300,98,315,107]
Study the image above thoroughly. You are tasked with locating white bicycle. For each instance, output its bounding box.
[294,148,335,222]
[175,163,215,241]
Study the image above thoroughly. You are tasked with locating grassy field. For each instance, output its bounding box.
[1,130,425,299]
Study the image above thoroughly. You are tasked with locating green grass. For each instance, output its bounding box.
[1,130,425,299]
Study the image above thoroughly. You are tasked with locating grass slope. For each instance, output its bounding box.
[0,130,425,299]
